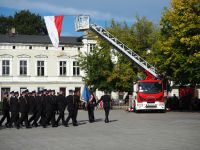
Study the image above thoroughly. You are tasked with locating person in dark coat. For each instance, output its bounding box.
[42,90,57,128]
[64,90,77,126]
[87,89,96,123]
[28,91,37,126]
[39,89,47,125]
[98,91,111,123]
[51,90,58,126]
[0,92,10,127]
[73,89,80,124]
[9,91,19,128]
[56,90,66,125]
[33,91,43,127]
[17,91,31,128]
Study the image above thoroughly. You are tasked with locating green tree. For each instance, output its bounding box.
[0,10,47,35]
[0,15,14,34]
[14,10,47,35]
[159,0,200,85]
[79,42,114,91]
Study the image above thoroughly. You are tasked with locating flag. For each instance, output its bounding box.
[81,85,91,103]
[44,16,64,48]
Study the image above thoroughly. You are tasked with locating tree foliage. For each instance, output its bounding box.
[0,10,47,35]
[0,15,14,34]
[159,0,200,85]
[79,43,114,92]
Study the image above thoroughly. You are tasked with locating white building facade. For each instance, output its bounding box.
[0,34,96,100]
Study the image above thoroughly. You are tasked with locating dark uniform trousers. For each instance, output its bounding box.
[73,95,80,124]
[39,95,47,124]
[33,96,43,126]
[28,96,37,125]
[87,104,95,122]
[0,98,10,126]
[104,107,110,122]
[65,108,76,125]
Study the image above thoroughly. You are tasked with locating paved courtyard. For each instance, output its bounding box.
[0,110,200,150]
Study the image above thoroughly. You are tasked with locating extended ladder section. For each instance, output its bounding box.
[90,24,159,78]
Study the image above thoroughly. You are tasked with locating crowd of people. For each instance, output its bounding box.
[0,89,112,129]
[166,94,200,111]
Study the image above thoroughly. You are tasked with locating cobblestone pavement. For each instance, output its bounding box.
[0,110,200,150]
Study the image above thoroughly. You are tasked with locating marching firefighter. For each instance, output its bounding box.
[17,91,31,129]
[0,92,10,128]
[28,91,37,126]
[9,91,19,128]
[97,91,111,123]
[65,90,77,127]
[56,90,66,125]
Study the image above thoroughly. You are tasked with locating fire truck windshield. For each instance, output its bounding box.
[138,82,162,94]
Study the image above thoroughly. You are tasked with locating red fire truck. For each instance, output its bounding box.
[133,76,165,112]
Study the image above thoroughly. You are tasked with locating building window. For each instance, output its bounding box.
[37,61,44,76]
[62,47,64,50]
[89,44,96,52]
[46,46,48,50]
[20,60,27,76]
[60,61,66,76]
[73,61,80,76]
[12,46,15,49]
[2,60,10,76]
[29,46,32,49]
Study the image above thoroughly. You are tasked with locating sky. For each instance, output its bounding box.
[0,0,170,36]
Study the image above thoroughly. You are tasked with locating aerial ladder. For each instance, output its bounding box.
[75,15,165,112]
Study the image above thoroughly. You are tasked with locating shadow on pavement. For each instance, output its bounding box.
[109,119,118,122]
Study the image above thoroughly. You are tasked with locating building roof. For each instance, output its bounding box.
[0,34,83,45]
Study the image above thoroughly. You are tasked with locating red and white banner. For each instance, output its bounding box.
[44,16,64,48]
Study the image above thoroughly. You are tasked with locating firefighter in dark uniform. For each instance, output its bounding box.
[73,89,80,124]
[51,90,58,127]
[87,89,96,123]
[33,91,43,127]
[65,90,77,126]
[40,89,47,125]
[56,90,66,125]
[0,92,10,127]
[9,91,19,128]
[98,91,111,123]
[17,91,31,128]
[28,91,37,126]
[43,90,57,128]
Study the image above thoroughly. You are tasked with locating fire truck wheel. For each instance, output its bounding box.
[135,109,140,113]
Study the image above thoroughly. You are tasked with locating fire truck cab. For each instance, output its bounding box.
[133,80,165,112]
